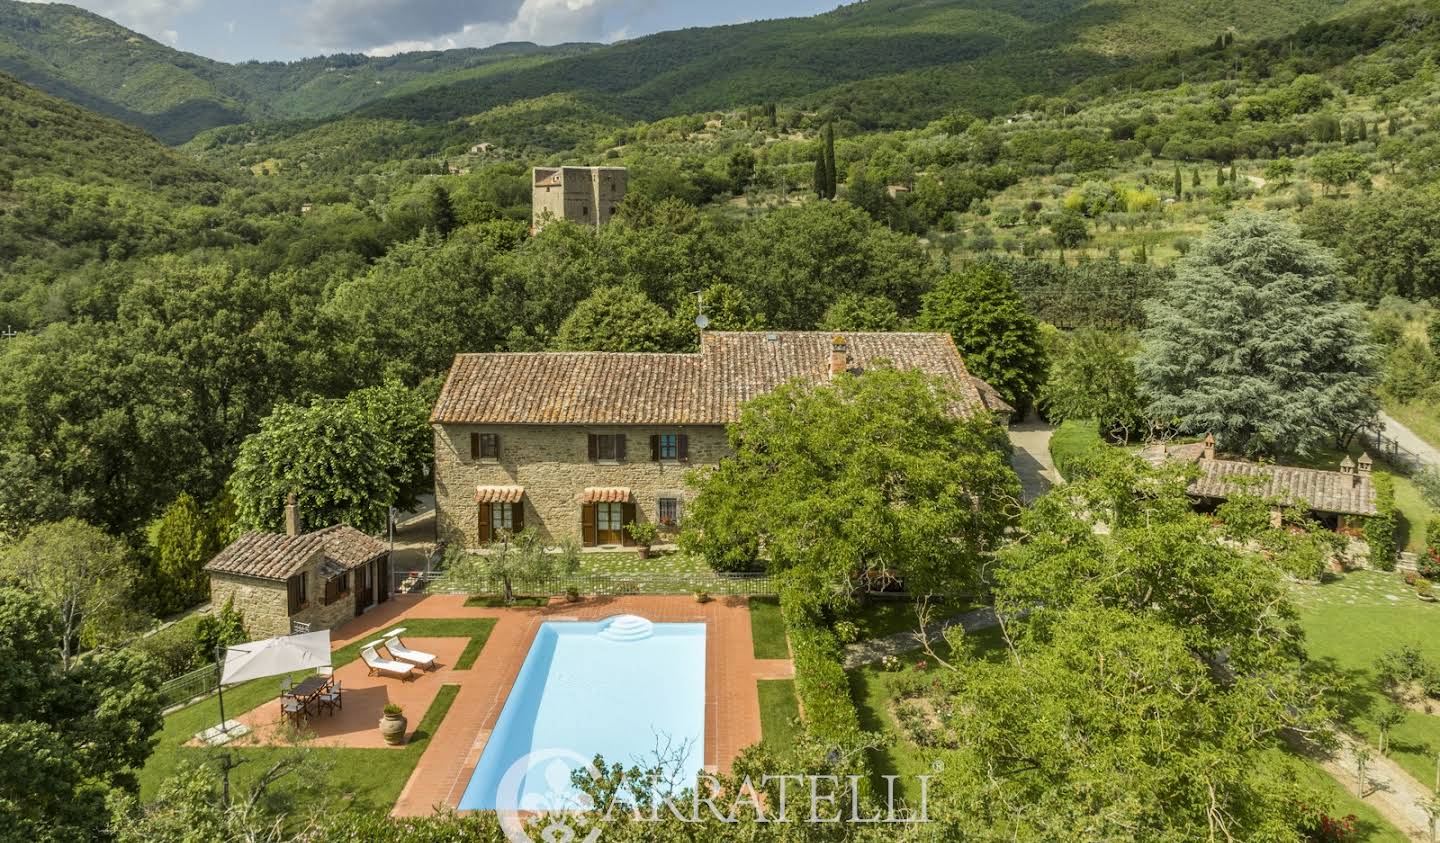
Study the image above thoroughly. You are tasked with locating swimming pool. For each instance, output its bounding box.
[459,615,706,811]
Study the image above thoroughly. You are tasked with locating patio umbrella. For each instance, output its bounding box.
[213,630,332,733]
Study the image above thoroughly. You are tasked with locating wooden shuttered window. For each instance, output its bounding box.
[650,435,660,461]
[621,501,637,546]
[512,503,525,534]
[678,434,688,460]
[322,572,348,606]
[581,503,597,546]
[478,502,492,545]
[479,502,523,545]
[287,573,305,615]
[651,433,690,462]
[587,434,627,462]
[470,433,500,461]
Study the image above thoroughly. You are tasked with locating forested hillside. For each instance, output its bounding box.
[0,0,595,142]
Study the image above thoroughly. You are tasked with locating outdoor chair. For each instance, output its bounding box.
[280,696,306,726]
[279,676,295,698]
[384,636,437,670]
[360,645,415,680]
[317,680,342,715]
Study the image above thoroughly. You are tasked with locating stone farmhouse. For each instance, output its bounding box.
[1143,435,1379,529]
[430,331,1013,550]
[531,166,627,233]
[204,495,392,638]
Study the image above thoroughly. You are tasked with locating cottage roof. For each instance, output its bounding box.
[205,525,386,582]
[1190,458,1378,517]
[1142,442,1378,517]
[430,331,987,426]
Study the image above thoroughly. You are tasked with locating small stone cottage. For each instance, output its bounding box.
[204,496,391,639]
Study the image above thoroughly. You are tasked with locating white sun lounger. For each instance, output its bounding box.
[361,645,415,680]
[385,636,437,670]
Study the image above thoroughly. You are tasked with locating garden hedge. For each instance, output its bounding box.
[1366,473,1398,572]
[778,578,871,781]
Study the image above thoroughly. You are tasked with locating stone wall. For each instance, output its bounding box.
[210,573,291,639]
[209,565,368,640]
[532,167,627,232]
[434,423,730,548]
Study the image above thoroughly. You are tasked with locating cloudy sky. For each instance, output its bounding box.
[37,0,839,62]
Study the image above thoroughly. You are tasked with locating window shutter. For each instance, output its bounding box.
[678,434,689,461]
[478,502,493,545]
[621,502,637,545]
[587,434,598,461]
[581,504,597,546]
[513,501,525,534]
[492,435,501,460]
[470,432,480,461]
[287,575,300,614]
[650,435,660,461]
[616,434,626,461]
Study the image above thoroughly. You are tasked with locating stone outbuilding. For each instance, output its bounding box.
[1143,434,1379,529]
[204,496,392,639]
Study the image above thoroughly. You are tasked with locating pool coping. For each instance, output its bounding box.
[321,593,789,817]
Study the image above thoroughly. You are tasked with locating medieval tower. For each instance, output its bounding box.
[531,166,628,233]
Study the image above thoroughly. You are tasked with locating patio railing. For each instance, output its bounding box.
[393,569,777,597]
[158,662,219,709]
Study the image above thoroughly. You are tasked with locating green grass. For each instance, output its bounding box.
[1048,418,1103,481]
[329,618,496,672]
[576,550,711,575]
[846,597,975,642]
[749,596,789,659]
[140,619,494,803]
[463,595,549,607]
[1387,401,1440,455]
[758,679,800,760]
[1293,570,1440,788]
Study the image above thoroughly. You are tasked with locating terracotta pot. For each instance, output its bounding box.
[637,545,651,559]
[379,713,407,745]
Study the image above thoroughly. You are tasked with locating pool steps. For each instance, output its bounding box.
[597,614,655,642]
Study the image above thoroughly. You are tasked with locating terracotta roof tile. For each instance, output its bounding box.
[1190,458,1378,517]
[205,525,387,582]
[476,486,525,503]
[430,331,986,426]
[580,487,632,503]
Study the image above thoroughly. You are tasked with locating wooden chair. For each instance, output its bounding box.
[317,681,342,716]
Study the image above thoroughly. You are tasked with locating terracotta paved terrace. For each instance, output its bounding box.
[218,594,792,817]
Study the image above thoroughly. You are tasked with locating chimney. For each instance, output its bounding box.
[1339,455,1355,486]
[1202,433,1216,461]
[1357,452,1373,476]
[285,492,301,537]
[830,335,849,378]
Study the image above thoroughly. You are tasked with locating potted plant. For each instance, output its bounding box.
[626,521,659,559]
[565,586,581,603]
[694,590,711,604]
[379,703,407,745]
[1418,580,1437,603]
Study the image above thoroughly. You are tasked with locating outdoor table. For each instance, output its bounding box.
[289,674,331,716]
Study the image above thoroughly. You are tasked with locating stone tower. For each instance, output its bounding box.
[531,166,628,233]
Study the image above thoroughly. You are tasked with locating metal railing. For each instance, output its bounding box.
[1358,426,1432,475]
[394,569,777,597]
[158,663,219,709]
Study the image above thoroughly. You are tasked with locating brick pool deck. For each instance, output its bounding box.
[224,593,791,817]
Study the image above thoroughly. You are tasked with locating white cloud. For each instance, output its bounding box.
[361,0,652,56]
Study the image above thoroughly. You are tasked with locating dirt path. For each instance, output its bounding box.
[1318,731,1432,838]
[1008,419,1060,503]
[1380,411,1440,468]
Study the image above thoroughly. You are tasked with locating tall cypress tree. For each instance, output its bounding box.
[1229,164,1237,186]
[1173,164,1183,198]
[1192,168,1201,188]
[1216,166,1225,187]
[814,155,827,199]
[823,123,838,199]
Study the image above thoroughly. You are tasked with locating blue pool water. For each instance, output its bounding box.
[458,615,706,811]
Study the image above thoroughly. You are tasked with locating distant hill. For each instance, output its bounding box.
[0,0,596,142]
[0,0,1383,143]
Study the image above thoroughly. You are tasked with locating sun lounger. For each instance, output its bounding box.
[361,645,414,680]
[385,636,437,670]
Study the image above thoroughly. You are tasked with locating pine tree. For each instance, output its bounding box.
[1358,119,1368,141]
[427,182,456,236]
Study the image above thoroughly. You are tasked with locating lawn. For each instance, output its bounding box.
[576,550,711,575]
[845,596,975,642]
[1293,570,1440,788]
[1048,418,1102,480]
[139,618,495,803]
[758,679,800,760]
[749,596,788,659]
[1387,401,1440,455]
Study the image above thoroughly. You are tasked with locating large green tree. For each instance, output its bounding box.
[681,366,1019,597]
[0,519,142,667]
[920,263,1047,413]
[229,381,432,534]
[1038,329,1145,442]
[553,286,690,353]
[1138,212,1379,457]
[0,587,161,841]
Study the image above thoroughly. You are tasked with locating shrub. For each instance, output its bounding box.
[129,615,206,681]
[383,703,404,717]
[1366,474,1398,572]
[1048,419,1105,481]
[833,620,859,644]
[694,590,711,604]
[192,597,247,664]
